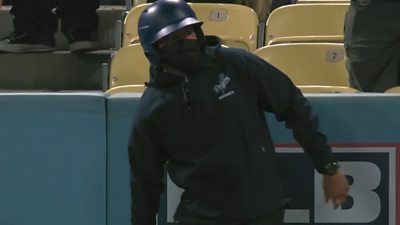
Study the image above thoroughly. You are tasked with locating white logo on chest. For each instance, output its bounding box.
[213,73,235,100]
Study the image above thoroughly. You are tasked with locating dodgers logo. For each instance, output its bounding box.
[213,73,234,100]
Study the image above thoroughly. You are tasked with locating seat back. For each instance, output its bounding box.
[297,85,358,93]
[253,43,350,87]
[132,0,146,7]
[265,3,349,45]
[123,3,259,51]
[109,44,150,88]
[190,3,259,51]
[122,3,148,47]
[106,84,146,95]
[384,86,400,93]
[297,0,350,3]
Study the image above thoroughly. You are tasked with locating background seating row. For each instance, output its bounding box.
[108,2,362,94]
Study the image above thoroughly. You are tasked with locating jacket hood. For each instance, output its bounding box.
[146,35,223,89]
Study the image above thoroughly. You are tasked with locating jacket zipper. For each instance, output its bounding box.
[181,76,192,110]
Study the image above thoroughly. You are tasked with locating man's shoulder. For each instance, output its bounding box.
[137,88,165,111]
[216,47,255,63]
[218,46,250,55]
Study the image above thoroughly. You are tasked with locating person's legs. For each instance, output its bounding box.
[240,0,271,23]
[57,0,100,52]
[0,0,57,52]
[245,207,284,225]
[346,45,399,92]
[175,207,284,225]
[270,0,295,13]
[344,0,400,92]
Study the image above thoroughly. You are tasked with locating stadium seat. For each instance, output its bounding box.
[106,84,146,95]
[123,3,259,51]
[109,43,150,88]
[297,0,350,3]
[297,85,358,93]
[122,3,147,47]
[132,0,146,7]
[253,43,356,92]
[384,86,400,93]
[265,3,349,45]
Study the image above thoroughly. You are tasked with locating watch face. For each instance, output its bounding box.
[325,162,339,175]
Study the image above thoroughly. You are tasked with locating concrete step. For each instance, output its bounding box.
[0,50,111,90]
[101,0,126,5]
[0,5,126,51]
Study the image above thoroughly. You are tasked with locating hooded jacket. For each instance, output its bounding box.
[128,36,335,225]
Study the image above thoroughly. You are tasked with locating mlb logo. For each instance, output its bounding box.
[162,145,398,225]
[277,145,396,225]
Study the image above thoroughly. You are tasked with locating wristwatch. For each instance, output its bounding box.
[322,162,339,176]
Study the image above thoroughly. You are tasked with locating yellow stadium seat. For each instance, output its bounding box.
[253,43,354,91]
[123,3,148,47]
[384,86,400,93]
[123,3,259,51]
[297,85,358,94]
[122,3,150,47]
[132,0,146,7]
[190,3,259,51]
[297,0,349,3]
[106,84,146,95]
[265,3,349,45]
[109,43,150,88]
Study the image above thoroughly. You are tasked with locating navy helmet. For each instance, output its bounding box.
[138,0,203,66]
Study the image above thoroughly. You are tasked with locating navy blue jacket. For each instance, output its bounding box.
[128,36,335,225]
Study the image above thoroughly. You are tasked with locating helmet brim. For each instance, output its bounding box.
[151,17,203,44]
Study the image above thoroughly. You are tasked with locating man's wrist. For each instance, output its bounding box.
[321,162,339,176]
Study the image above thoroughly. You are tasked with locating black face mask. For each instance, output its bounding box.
[157,38,208,75]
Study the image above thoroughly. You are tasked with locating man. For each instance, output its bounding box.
[129,0,349,225]
[0,0,99,53]
[344,0,400,92]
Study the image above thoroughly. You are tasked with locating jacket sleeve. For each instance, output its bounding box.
[241,51,336,172]
[128,114,167,225]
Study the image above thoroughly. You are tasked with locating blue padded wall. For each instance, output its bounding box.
[105,93,400,225]
[2,92,398,225]
[0,93,107,225]
[106,93,141,225]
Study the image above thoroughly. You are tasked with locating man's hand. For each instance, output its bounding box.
[323,169,349,209]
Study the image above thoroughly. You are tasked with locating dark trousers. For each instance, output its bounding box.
[245,208,284,225]
[176,208,284,225]
[10,0,99,44]
[344,0,400,92]
[270,0,296,12]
